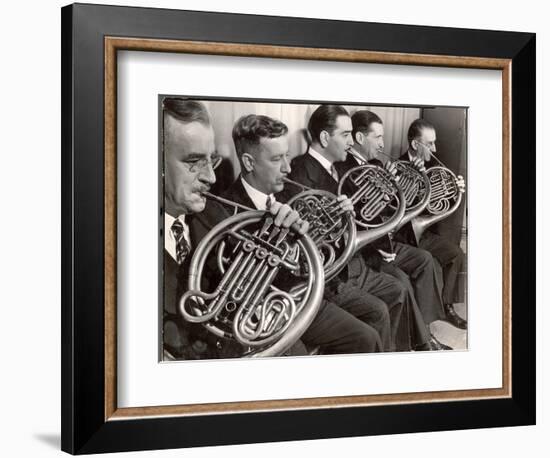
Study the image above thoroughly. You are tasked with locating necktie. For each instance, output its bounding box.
[265,195,274,210]
[171,218,190,265]
[330,165,339,182]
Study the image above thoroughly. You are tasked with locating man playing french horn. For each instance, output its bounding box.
[221,113,390,354]
[284,105,433,352]
[395,118,467,330]
[162,98,382,359]
[336,109,451,350]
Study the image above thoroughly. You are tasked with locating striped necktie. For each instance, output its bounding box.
[171,218,190,265]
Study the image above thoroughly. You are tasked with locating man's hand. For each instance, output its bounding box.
[456,175,466,193]
[268,201,309,235]
[336,194,355,215]
[384,160,398,177]
[411,157,426,173]
[377,249,396,263]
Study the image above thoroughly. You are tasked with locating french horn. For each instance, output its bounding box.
[411,161,463,241]
[282,178,357,282]
[336,153,407,251]
[344,148,431,232]
[179,194,324,358]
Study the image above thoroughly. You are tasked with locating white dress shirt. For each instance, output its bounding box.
[164,213,191,262]
[241,177,275,210]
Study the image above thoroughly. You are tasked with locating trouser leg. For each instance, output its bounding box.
[378,262,431,350]
[301,301,383,354]
[334,255,409,351]
[419,231,465,304]
[390,242,446,323]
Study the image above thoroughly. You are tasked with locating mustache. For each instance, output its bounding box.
[195,185,211,195]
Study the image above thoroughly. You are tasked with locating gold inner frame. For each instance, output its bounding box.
[104,36,512,421]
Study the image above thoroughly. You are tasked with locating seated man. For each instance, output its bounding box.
[162,97,382,358]
[335,109,450,350]
[220,113,390,354]
[396,118,467,330]
[281,105,432,351]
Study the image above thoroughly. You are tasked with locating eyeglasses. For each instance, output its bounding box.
[415,140,436,151]
[184,156,222,173]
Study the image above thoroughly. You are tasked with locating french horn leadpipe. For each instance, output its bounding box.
[179,192,324,357]
[347,148,431,232]
[410,152,464,241]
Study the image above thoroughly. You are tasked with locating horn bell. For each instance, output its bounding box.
[179,209,325,358]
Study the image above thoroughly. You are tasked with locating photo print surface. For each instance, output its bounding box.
[160,96,468,362]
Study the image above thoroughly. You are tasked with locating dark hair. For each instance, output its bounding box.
[232,114,288,158]
[307,105,350,144]
[407,118,435,146]
[162,97,211,125]
[351,110,383,142]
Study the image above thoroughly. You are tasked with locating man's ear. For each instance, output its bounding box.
[355,131,364,145]
[241,153,255,173]
[411,139,419,151]
[319,130,330,148]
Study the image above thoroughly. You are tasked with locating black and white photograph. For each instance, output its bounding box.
[161,97,468,361]
[0,0,540,456]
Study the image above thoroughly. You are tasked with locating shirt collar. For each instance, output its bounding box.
[165,212,185,228]
[241,177,274,211]
[307,146,334,175]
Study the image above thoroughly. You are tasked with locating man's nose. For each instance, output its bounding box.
[281,156,291,174]
[200,162,217,185]
[379,139,385,149]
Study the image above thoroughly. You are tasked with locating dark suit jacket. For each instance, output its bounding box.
[221,177,257,211]
[283,150,339,197]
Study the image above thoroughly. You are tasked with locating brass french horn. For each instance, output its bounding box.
[411,155,464,241]
[179,194,324,357]
[282,178,357,282]
[336,151,407,251]
[344,148,431,232]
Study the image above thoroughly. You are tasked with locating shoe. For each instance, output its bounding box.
[429,334,453,351]
[443,303,467,330]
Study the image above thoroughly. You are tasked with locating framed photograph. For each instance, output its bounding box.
[61,3,536,454]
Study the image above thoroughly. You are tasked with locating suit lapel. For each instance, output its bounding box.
[303,152,339,194]
[188,201,229,248]
[232,178,257,210]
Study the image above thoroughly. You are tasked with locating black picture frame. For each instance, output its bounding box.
[61,3,535,454]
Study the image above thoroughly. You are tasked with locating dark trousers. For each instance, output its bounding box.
[165,300,383,358]
[326,255,405,351]
[378,266,429,350]
[301,300,383,354]
[381,242,445,325]
[419,231,465,304]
